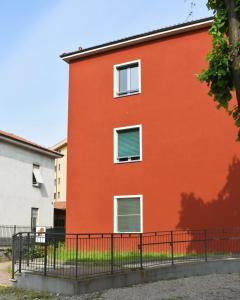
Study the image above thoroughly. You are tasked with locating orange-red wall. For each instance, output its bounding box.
[66,28,240,234]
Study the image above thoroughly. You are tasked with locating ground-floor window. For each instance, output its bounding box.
[31,207,39,231]
[114,195,143,233]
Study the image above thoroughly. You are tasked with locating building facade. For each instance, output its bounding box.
[51,139,67,227]
[0,130,62,228]
[61,18,240,234]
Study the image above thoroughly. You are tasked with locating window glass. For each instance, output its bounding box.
[130,65,139,92]
[115,61,140,96]
[31,208,39,231]
[118,68,128,95]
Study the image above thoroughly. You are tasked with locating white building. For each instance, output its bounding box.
[0,130,62,229]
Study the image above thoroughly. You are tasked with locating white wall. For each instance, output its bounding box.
[0,141,54,227]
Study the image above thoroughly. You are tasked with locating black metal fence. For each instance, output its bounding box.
[12,228,240,280]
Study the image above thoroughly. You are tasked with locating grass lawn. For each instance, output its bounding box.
[0,285,54,299]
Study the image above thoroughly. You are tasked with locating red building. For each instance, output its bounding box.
[61,17,240,234]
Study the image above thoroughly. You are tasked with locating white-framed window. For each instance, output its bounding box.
[114,195,143,233]
[114,60,141,98]
[32,164,43,187]
[114,125,142,163]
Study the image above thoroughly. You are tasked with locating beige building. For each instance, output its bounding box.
[51,139,67,227]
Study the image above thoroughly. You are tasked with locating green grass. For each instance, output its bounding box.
[48,246,172,264]
[0,285,54,299]
[30,243,230,265]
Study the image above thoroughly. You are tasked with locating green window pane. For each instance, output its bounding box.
[118,128,140,158]
[117,215,140,232]
[117,198,140,215]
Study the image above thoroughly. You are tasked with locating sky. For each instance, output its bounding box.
[0,0,212,147]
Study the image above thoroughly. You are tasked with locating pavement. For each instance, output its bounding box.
[0,262,11,286]
[58,273,240,299]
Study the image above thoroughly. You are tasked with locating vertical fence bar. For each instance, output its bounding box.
[19,233,22,273]
[13,225,16,235]
[170,231,174,265]
[139,233,143,269]
[44,234,48,276]
[204,229,208,262]
[111,233,114,274]
[53,239,57,270]
[75,234,78,279]
[27,232,30,267]
[11,235,15,279]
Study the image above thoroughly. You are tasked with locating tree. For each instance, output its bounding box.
[198,0,240,139]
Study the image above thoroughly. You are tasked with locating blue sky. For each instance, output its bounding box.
[0,0,212,147]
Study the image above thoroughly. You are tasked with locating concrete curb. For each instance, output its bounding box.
[13,258,240,295]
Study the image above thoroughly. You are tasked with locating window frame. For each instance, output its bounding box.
[114,195,143,233]
[113,59,141,98]
[113,124,142,164]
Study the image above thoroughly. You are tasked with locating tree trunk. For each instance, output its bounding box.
[224,0,240,108]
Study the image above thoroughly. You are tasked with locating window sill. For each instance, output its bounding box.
[114,231,143,234]
[32,184,40,188]
[114,158,142,164]
[114,91,141,99]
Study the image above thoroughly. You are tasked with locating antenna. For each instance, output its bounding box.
[185,0,196,22]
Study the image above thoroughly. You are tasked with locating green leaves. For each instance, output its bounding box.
[198,0,240,140]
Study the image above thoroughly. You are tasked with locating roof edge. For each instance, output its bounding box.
[60,17,213,63]
[0,133,63,158]
[51,138,67,151]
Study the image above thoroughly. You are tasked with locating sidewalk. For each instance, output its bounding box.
[0,262,11,286]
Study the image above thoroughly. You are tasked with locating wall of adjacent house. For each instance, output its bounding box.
[54,143,67,203]
[0,141,54,227]
[66,27,240,234]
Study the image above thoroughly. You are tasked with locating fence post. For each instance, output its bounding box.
[204,229,208,262]
[19,233,22,274]
[139,233,143,269]
[44,234,48,276]
[111,233,114,274]
[75,234,78,279]
[170,231,174,265]
[14,225,16,235]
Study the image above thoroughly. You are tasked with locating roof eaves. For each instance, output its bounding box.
[60,17,213,63]
[0,132,63,158]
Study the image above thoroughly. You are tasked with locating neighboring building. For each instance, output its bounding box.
[61,17,240,234]
[0,130,62,229]
[51,139,67,227]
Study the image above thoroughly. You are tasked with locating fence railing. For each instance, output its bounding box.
[12,228,240,280]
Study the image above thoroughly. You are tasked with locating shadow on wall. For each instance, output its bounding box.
[176,157,240,253]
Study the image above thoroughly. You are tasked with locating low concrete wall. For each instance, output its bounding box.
[13,259,240,296]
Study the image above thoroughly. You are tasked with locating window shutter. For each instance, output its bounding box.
[33,167,44,184]
[117,197,141,232]
[118,128,140,158]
